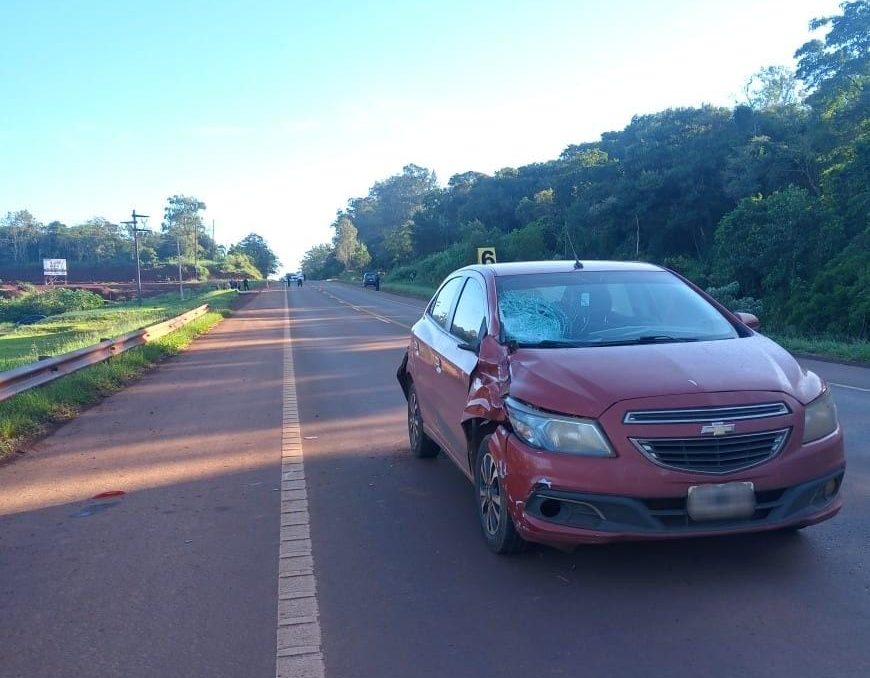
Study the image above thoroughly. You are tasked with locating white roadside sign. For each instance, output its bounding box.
[43,258,68,276]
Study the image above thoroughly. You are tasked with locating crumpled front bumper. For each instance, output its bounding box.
[490,425,845,545]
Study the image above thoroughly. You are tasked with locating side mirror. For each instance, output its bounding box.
[735,312,760,330]
[457,340,480,354]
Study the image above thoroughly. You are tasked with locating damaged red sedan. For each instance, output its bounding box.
[397,261,845,554]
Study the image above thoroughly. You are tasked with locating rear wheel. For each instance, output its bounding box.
[407,383,439,458]
[475,436,526,554]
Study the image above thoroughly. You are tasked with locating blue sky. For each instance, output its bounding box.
[0,0,842,271]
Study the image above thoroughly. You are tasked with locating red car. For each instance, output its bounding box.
[397,261,845,554]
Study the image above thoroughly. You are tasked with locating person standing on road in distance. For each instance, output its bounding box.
[374,272,380,291]
[243,277,250,291]
[297,273,304,287]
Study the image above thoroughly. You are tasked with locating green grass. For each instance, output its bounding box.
[0,308,228,459]
[379,281,436,299]
[0,289,236,372]
[767,332,870,365]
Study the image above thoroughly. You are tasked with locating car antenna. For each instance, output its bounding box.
[564,225,583,269]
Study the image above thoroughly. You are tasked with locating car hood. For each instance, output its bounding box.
[506,335,824,418]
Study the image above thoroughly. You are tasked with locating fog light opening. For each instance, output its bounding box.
[823,478,839,499]
[540,498,562,518]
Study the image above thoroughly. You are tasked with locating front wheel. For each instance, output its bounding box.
[475,436,526,554]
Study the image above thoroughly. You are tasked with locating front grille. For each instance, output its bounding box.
[624,402,789,424]
[631,429,790,474]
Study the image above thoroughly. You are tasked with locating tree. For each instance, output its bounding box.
[0,210,43,263]
[300,243,336,279]
[219,252,261,279]
[713,187,840,313]
[161,195,207,262]
[333,215,371,269]
[345,164,438,266]
[233,233,280,275]
[383,221,414,266]
[744,66,805,111]
[795,1,868,94]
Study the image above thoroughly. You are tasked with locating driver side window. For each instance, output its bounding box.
[429,277,464,329]
[450,279,487,343]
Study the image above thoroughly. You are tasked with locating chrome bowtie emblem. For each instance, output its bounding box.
[700,421,735,436]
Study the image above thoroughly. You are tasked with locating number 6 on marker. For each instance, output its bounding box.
[477,247,497,265]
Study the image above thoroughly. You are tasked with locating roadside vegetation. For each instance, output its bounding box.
[0,305,231,459]
[0,197,280,283]
[0,288,236,372]
[304,2,868,360]
[768,333,870,364]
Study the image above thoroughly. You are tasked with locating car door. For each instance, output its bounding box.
[433,276,489,475]
[410,276,464,452]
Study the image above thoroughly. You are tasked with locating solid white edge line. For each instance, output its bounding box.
[829,382,870,393]
[276,287,325,678]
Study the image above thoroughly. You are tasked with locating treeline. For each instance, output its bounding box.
[302,1,868,339]
[0,195,280,281]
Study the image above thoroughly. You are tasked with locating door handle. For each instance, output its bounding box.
[434,356,442,373]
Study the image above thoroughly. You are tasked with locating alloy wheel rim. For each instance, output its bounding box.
[409,392,421,447]
[479,452,501,536]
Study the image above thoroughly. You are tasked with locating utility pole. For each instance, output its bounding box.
[212,219,216,258]
[122,210,150,305]
[176,236,184,300]
[635,214,640,258]
[193,219,198,280]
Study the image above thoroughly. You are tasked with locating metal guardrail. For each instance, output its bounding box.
[0,304,210,403]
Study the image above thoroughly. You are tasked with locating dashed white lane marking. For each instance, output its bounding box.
[318,288,413,330]
[829,382,870,393]
[324,281,427,312]
[276,287,325,678]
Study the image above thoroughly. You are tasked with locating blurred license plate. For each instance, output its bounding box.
[687,482,755,521]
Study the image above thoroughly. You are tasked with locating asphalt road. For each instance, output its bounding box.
[301,281,869,678]
[0,292,285,678]
[0,283,867,677]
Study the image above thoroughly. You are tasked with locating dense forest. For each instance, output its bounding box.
[0,195,280,281]
[301,1,868,340]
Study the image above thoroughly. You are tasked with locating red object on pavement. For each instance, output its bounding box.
[91,490,126,499]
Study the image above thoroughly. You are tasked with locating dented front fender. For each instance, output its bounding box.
[461,335,511,424]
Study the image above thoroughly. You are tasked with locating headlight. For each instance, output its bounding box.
[803,389,838,443]
[506,397,614,456]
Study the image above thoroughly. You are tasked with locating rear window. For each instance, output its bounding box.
[496,271,737,346]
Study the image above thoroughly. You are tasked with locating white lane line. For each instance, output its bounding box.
[318,288,412,330]
[829,382,870,393]
[324,281,428,312]
[276,287,325,678]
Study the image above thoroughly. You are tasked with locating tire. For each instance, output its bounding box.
[407,383,439,458]
[475,436,526,554]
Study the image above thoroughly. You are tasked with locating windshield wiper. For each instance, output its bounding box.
[591,335,700,346]
[514,339,588,349]
[511,336,701,349]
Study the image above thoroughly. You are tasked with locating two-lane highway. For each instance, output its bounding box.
[300,280,870,678]
[0,282,867,677]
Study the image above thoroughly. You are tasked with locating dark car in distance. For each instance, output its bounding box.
[363,272,380,290]
[397,261,845,554]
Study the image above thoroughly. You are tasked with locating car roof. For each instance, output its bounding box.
[458,260,666,276]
